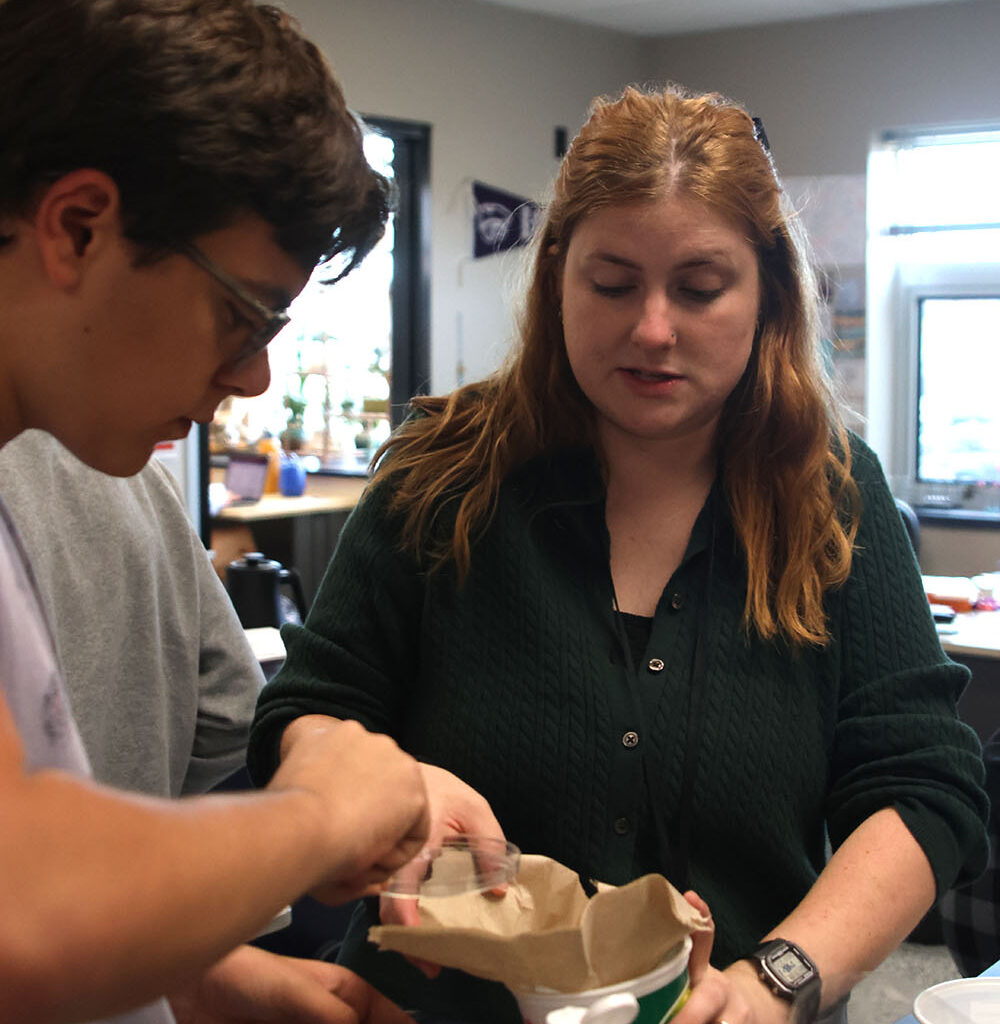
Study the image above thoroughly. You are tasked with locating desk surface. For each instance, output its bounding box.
[939,611,1000,661]
[214,477,367,522]
[245,626,286,665]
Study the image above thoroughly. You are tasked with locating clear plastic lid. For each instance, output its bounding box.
[382,834,521,900]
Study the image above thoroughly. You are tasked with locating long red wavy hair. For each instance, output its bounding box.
[372,84,859,647]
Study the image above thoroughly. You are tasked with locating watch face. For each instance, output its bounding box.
[771,948,812,987]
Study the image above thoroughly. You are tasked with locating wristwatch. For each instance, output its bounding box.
[746,938,822,1024]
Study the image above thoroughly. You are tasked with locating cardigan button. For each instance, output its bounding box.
[670,592,684,611]
[647,658,665,673]
[622,730,639,748]
[613,816,630,835]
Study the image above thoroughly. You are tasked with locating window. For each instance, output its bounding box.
[206,116,430,474]
[867,126,1000,517]
[917,296,1000,486]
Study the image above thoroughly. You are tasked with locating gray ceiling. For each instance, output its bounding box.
[464,0,969,36]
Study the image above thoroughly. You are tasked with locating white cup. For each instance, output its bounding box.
[913,976,1000,1023]
[512,936,692,1024]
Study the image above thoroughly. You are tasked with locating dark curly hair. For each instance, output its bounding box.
[0,0,389,275]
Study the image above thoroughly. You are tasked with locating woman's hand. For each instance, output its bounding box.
[416,762,506,850]
[270,716,429,905]
[671,892,792,1024]
[379,763,506,977]
[672,961,793,1024]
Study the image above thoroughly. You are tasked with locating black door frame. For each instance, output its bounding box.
[198,114,432,546]
[364,113,432,425]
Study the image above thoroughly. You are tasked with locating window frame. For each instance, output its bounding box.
[868,124,1000,527]
[364,114,432,426]
[196,114,432,544]
[895,270,1000,493]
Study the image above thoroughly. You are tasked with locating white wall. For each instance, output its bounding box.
[285,0,642,393]
[641,0,1000,574]
[640,0,1000,177]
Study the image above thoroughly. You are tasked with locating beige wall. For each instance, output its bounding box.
[921,525,1000,577]
[285,0,642,392]
[640,0,1000,177]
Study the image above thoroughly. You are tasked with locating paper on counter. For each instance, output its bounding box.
[922,575,980,613]
[369,854,711,993]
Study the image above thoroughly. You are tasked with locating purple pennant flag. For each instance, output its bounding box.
[472,180,540,259]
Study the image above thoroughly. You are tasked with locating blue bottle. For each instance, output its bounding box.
[278,452,307,497]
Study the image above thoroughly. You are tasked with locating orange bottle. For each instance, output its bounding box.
[258,434,281,494]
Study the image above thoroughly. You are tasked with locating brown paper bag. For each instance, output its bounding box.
[369,854,710,993]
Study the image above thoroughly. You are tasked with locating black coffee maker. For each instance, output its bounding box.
[226,552,307,629]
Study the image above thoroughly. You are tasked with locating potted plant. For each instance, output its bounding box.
[280,392,308,451]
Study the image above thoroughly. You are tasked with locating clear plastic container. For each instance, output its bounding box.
[382,835,521,900]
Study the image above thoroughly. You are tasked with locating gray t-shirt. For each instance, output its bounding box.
[0,498,175,1024]
[0,430,260,798]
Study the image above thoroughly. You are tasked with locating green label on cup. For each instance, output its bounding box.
[635,969,689,1024]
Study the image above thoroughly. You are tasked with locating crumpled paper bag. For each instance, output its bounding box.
[369,854,711,993]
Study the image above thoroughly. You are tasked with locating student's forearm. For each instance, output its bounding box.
[0,706,426,1024]
[0,772,325,1023]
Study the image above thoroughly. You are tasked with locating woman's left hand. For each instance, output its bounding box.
[671,961,793,1024]
[377,762,507,977]
[670,892,793,1024]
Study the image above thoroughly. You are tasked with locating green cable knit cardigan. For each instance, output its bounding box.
[248,434,988,1023]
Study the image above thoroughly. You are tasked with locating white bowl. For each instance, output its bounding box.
[913,977,1000,1024]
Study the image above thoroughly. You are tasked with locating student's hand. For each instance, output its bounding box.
[269,716,429,904]
[379,763,507,977]
[168,943,415,1023]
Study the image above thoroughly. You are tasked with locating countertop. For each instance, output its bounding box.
[938,611,1000,661]
[213,476,367,523]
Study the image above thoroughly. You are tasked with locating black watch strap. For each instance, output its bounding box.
[747,938,822,1024]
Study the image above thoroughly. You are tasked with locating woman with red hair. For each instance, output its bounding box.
[251,85,987,1024]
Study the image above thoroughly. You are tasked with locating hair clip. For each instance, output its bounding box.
[751,116,771,154]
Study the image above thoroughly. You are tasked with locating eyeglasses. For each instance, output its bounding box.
[182,243,291,367]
